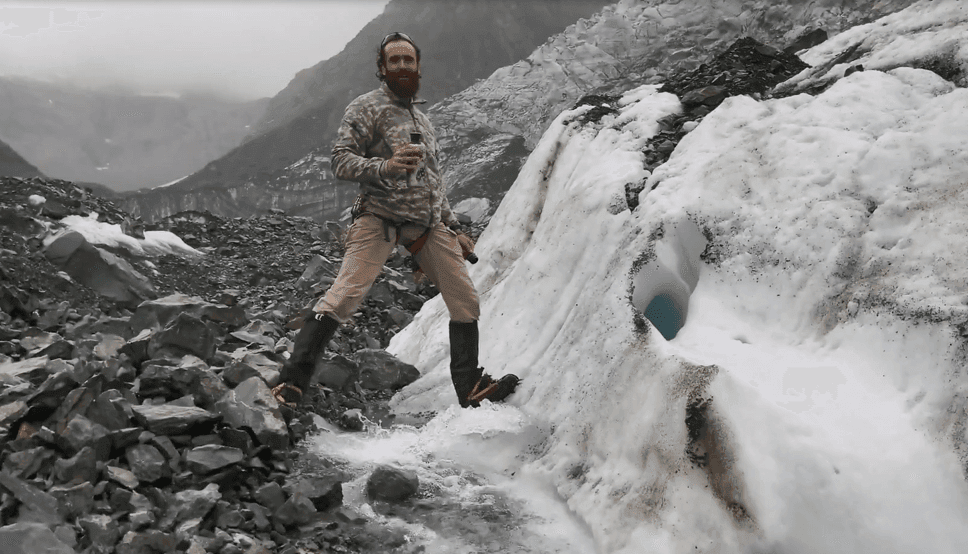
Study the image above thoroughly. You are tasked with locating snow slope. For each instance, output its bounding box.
[387,2,968,552]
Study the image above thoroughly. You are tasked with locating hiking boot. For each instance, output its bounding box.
[467,372,520,407]
[275,312,339,408]
[449,320,519,407]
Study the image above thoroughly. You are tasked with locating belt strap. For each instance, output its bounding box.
[405,228,431,256]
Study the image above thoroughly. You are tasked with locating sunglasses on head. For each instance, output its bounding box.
[381,32,415,50]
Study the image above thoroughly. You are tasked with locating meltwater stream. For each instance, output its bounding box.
[298,273,968,554]
[303,404,598,554]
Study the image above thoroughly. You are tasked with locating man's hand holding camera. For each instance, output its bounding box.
[381,144,424,178]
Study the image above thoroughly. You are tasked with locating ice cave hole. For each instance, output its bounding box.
[631,220,707,340]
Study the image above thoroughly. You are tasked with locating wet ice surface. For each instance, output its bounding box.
[314,2,968,553]
[306,405,598,553]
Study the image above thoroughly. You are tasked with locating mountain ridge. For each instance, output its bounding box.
[0,76,269,191]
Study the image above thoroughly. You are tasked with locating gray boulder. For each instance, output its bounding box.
[312,354,359,391]
[215,376,288,450]
[173,483,221,522]
[355,349,421,391]
[52,445,98,485]
[185,445,244,474]
[0,523,75,554]
[125,444,170,483]
[284,475,344,511]
[128,293,247,335]
[43,230,156,308]
[366,465,419,503]
[0,470,62,524]
[130,403,220,435]
[148,312,219,361]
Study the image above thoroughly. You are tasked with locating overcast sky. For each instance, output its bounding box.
[0,1,390,101]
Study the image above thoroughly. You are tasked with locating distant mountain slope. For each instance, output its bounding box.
[0,137,43,179]
[0,77,268,191]
[121,0,611,222]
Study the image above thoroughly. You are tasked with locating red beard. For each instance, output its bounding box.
[385,68,420,99]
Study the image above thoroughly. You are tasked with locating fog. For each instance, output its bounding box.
[0,1,390,101]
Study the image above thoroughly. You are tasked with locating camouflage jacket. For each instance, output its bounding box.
[331,82,457,229]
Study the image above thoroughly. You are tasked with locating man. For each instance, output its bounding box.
[272,32,519,411]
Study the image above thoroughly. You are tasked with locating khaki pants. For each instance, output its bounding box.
[314,214,480,324]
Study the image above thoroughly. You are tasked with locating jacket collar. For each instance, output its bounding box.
[380,81,427,106]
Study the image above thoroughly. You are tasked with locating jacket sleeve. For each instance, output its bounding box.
[331,101,386,184]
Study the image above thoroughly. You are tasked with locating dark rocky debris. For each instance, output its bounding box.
[0,175,446,552]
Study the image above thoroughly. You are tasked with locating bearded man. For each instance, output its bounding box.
[273,32,519,411]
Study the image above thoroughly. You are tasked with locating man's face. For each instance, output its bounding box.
[381,40,420,98]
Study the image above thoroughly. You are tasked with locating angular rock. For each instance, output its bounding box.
[221,362,261,388]
[243,502,272,531]
[0,283,35,319]
[105,465,140,489]
[126,444,170,483]
[130,510,155,530]
[130,403,220,435]
[0,470,62,524]
[52,445,98,485]
[224,352,282,387]
[0,356,50,383]
[49,386,96,434]
[48,481,95,519]
[78,514,120,551]
[273,492,317,528]
[58,414,112,460]
[128,294,247,335]
[93,333,126,359]
[229,330,276,350]
[25,371,78,410]
[148,312,219,361]
[108,427,142,451]
[175,517,203,543]
[340,409,365,431]
[116,530,178,554]
[186,445,244,474]
[43,230,156,308]
[311,354,359,391]
[119,329,153,365]
[215,376,288,450]
[32,339,74,360]
[680,85,728,107]
[173,483,221,522]
[214,500,245,528]
[0,400,27,427]
[0,522,75,554]
[148,434,180,463]
[295,255,338,290]
[355,349,420,391]
[87,389,133,431]
[218,289,241,306]
[387,306,413,328]
[254,481,286,512]
[366,465,419,503]
[285,475,343,511]
[2,446,53,479]
[20,329,59,352]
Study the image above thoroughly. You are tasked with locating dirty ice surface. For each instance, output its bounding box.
[309,2,968,553]
[48,213,201,258]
